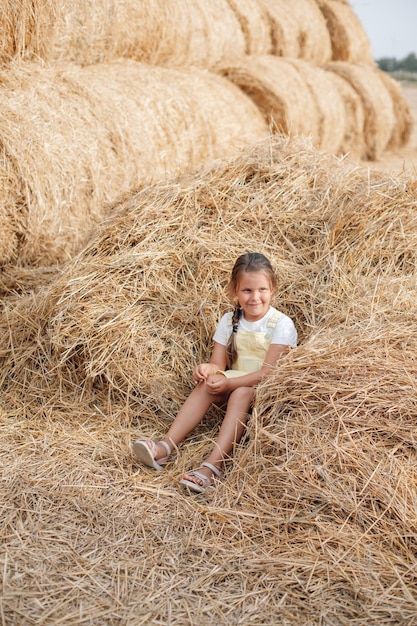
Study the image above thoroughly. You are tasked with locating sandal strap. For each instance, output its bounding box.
[184,470,212,488]
[158,440,171,457]
[201,461,223,480]
[133,438,171,469]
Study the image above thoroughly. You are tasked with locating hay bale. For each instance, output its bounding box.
[219,55,320,141]
[221,55,365,155]
[324,70,366,159]
[225,0,272,55]
[327,62,395,160]
[258,0,332,64]
[0,59,268,267]
[376,70,414,150]
[0,0,55,64]
[285,59,346,154]
[316,0,374,64]
[0,0,248,68]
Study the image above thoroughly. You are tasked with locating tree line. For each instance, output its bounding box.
[377,52,417,73]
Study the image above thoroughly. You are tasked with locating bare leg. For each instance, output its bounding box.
[153,382,228,460]
[183,386,255,484]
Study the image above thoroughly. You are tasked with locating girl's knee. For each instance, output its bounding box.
[229,386,255,404]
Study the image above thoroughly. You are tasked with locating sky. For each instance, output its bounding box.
[350,0,417,60]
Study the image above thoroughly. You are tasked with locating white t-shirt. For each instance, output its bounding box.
[213,306,297,347]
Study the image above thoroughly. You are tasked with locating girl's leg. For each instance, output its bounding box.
[153,382,227,460]
[183,386,254,482]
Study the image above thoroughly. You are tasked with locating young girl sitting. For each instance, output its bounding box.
[133,252,297,493]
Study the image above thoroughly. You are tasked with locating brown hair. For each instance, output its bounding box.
[225,253,277,368]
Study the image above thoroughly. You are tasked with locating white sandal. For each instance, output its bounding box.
[132,438,171,471]
[180,461,223,494]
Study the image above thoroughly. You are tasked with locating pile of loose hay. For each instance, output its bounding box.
[0,59,267,267]
[2,135,416,397]
[237,319,417,623]
[1,134,417,624]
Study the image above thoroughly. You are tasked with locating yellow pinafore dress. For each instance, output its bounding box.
[216,310,282,378]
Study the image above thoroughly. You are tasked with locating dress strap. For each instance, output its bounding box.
[266,310,282,328]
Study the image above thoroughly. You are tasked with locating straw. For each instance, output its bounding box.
[316,0,374,64]
[327,61,395,160]
[1,116,417,626]
[259,0,332,64]
[0,0,248,68]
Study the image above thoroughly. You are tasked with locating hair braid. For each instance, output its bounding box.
[226,305,241,368]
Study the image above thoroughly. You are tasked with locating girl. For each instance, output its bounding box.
[133,252,297,493]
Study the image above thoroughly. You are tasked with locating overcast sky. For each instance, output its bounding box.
[350,0,417,60]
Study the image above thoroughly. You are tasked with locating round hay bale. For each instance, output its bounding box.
[0,207,18,266]
[316,0,374,64]
[327,62,395,160]
[0,0,247,69]
[0,0,55,63]
[219,55,320,142]
[258,0,332,64]
[225,0,272,55]
[376,70,414,151]
[257,0,300,58]
[324,69,366,159]
[285,59,346,154]
[0,60,268,267]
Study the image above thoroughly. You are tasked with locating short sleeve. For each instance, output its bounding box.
[271,314,298,347]
[212,313,230,346]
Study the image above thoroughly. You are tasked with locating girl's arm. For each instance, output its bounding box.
[193,342,227,383]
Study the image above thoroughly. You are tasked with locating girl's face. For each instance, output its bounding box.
[235,271,273,322]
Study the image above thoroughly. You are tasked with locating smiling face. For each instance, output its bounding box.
[235,270,273,322]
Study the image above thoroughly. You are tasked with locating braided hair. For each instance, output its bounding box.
[225,252,277,368]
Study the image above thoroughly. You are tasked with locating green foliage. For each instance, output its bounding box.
[377,52,417,73]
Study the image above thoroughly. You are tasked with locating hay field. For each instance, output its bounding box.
[2,134,417,624]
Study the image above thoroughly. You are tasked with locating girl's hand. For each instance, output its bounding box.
[206,374,229,395]
[193,363,215,383]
